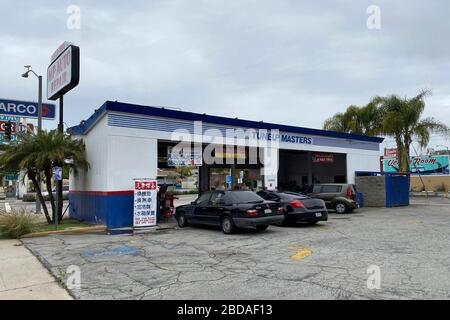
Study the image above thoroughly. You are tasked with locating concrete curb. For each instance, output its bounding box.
[410,192,449,198]
[20,225,106,238]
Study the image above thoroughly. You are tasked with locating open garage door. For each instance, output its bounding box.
[278,150,347,192]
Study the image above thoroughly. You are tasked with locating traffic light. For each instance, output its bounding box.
[4,121,12,141]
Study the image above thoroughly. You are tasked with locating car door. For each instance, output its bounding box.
[192,192,212,224]
[319,185,341,208]
[207,191,225,226]
[309,185,323,199]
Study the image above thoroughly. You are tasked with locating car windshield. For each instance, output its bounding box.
[321,185,342,193]
[229,191,264,203]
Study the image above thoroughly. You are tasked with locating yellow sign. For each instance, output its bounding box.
[215,151,246,159]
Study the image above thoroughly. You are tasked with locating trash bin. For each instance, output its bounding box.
[357,192,363,208]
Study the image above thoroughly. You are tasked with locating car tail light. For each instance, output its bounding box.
[290,200,304,208]
[346,186,354,199]
[246,209,258,217]
[277,207,284,215]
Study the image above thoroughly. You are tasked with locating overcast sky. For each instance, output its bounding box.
[1,0,449,152]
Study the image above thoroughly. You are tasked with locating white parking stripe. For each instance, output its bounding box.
[5,202,11,213]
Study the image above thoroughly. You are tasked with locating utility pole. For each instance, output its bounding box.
[55,95,64,229]
[22,66,42,214]
[38,76,42,130]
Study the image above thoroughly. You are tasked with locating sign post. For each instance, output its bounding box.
[52,166,63,229]
[47,42,80,225]
[226,175,232,189]
[133,179,158,230]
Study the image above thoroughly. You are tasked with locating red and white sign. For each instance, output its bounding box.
[50,41,72,63]
[133,179,157,227]
[0,121,34,133]
[47,44,80,100]
[312,153,334,163]
[384,148,397,158]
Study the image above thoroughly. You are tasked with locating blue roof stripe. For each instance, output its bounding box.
[68,100,384,143]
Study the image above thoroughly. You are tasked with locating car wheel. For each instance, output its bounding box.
[177,213,189,228]
[334,202,348,214]
[221,216,236,234]
[256,225,269,231]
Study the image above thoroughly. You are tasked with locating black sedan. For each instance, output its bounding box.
[175,190,284,234]
[257,190,328,225]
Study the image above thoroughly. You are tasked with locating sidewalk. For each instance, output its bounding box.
[410,191,450,198]
[0,239,72,300]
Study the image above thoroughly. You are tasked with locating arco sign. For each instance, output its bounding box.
[0,99,56,119]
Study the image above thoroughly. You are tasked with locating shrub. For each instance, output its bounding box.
[0,209,38,238]
[436,183,447,192]
[173,189,199,195]
[22,192,69,202]
[22,193,36,202]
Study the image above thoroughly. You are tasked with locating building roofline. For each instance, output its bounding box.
[67,100,385,143]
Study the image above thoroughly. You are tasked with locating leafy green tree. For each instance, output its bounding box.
[0,130,89,224]
[175,166,193,179]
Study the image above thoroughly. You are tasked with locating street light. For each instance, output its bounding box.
[22,65,42,214]
[21,66,42,130]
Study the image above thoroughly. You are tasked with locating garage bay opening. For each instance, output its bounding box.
[278,150,347,192]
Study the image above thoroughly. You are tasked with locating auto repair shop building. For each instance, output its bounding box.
[67,101,384,228]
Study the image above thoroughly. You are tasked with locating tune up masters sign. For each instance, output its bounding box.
[47,42,80,100]
[133,179,157,227]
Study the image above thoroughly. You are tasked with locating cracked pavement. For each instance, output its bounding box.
[22,198,450,300]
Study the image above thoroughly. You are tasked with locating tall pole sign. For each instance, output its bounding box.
[47,42,80,228]
[47,43,80,100]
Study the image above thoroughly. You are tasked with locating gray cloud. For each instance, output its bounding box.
[1,0,449,150]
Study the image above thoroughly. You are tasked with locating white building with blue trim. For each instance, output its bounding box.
[68,101,383,228]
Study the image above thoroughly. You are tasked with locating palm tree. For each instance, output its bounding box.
[371,94,408,171]
[323,103,383,136]
[323,111,354,133]
[0,130,89,224]
[323,90,449,173]
[374,91,449,172]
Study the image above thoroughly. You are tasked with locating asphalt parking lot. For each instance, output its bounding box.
[22,197,450,300]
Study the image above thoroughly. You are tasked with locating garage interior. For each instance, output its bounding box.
[158,140,348,193]
[278,150,347,192]
[158,141,263,193]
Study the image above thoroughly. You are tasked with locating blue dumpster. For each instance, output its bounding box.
[356,192,364,208]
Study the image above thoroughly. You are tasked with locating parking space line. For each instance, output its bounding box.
[288,245,312,260]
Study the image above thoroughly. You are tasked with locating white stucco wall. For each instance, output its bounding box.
[106,134,157,191]
[70,115,158,192]
[70,115,108,192]
[346,152,381,184]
